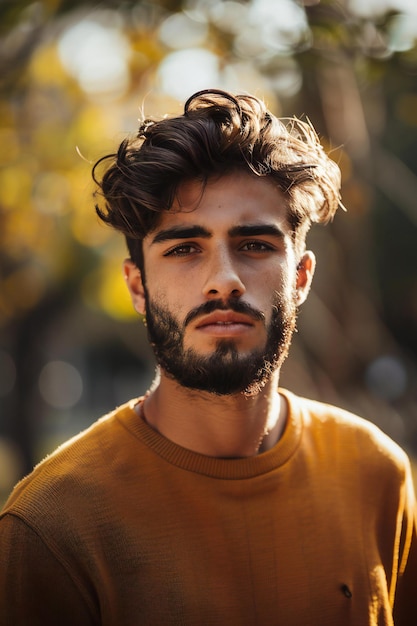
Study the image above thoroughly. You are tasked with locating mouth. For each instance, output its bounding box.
[195,311,255,336]
[196,311,254,327]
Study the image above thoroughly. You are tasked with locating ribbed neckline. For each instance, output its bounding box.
[117,388,303,480]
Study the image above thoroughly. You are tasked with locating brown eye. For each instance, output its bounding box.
[164,244,200,257]
[240,241,274,252]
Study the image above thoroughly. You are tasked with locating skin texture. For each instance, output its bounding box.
[124,171,315,458]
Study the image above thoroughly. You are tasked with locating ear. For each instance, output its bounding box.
[295,251,316,306]
[123,259,146,315]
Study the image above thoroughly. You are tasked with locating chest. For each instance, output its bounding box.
[87,467,396,625]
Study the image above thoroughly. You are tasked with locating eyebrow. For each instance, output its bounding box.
[150,222,285,245]
[228,224,285,239]
[151,225,211,244]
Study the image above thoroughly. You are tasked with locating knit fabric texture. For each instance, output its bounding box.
[1,388,416,625]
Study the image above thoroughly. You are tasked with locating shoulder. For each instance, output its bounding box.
[281,388,410,479]
[0,399,140,522]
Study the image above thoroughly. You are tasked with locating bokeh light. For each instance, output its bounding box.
[157,48,221,100]
[365,355,408,401]
[38,361,83,410]
[58,14,131,98]
[159,11,208,49]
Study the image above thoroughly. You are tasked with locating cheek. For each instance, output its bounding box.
[148,265,197,298]
[260,264,295,301]
[261,272,298,322]
[150,286,190,324]
[277,262,298,297]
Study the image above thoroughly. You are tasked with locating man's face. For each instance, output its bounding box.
[125,172,315,395]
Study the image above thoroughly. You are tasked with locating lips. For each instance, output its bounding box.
[195,311,255,329]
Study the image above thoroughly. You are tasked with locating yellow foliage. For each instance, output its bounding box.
[82,262,136,321]
[30,122,75,167]
[32,171,71,215]
[70,211,112,248]
[0,101,16,127]
[74,104,119,148]
[28,42,69,87]
[3,206,54,262]
[0,128,20,165]
[0,166,32,211]
[129,31,165,64]
[66,163,111,248]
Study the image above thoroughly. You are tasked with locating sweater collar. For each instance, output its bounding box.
[119,388,303,480]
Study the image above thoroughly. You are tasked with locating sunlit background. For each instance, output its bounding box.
[1,0,417,503]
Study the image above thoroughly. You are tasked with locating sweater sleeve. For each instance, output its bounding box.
[392,459,417,625]
[0,513,96,626]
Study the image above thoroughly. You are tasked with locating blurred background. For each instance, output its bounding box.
[0,0,417,504]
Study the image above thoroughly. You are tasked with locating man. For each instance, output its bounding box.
[0,89,416,624]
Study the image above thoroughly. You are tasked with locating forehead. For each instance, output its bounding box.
[152,172,290,234]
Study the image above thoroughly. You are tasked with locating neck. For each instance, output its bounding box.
[138,370,287,458]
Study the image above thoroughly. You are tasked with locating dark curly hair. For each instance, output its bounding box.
[92,89,343,270]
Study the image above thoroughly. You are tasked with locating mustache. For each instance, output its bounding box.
[184,298,265,328]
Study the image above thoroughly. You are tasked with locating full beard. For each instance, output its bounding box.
[144,293,297,396]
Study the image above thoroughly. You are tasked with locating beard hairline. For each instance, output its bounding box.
[144,293,297,396]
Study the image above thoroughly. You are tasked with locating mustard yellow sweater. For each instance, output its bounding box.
[1,389,416,625]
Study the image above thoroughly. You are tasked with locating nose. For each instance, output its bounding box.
[202,246,246,299]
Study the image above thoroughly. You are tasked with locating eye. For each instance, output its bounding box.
[240,240,275,253]
[163,243,200,257]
